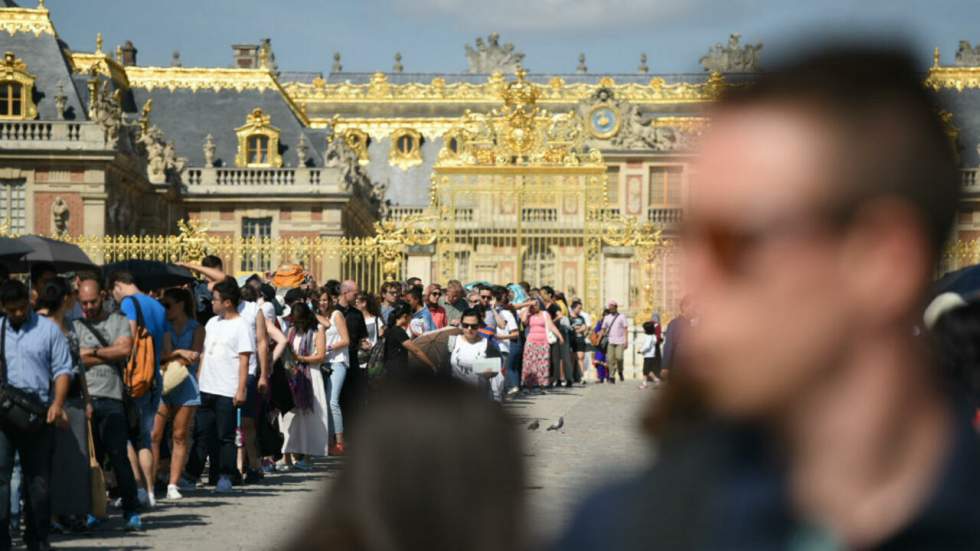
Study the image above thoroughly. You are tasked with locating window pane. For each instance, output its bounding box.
[0,179,26,234]
[649,168,666,205]
[606,167,619,204]
[10,96,19,116]
[666,167,683,205]
[241,217,272,272]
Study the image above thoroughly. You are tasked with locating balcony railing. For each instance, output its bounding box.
[183,167,337,195]
[963,168,978,191]
[0,121,105,149]
[647,207,684,225]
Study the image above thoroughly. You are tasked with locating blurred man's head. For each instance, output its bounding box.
[425,284,442,306]
[446,280,464,302]
[683,48,959,419]
[77,274,106,321]
[0,280,30,328]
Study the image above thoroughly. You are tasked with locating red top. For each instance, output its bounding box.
[428,304,447,329]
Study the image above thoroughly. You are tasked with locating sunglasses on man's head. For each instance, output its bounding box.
[461,322,480,329]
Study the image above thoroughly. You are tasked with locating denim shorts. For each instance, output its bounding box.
[132,387,162,451]
[163,370,201,408]
[243,374,261,419]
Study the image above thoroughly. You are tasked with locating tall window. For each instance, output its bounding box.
[0,83,22,117]
[246,135,270,165]
[606,166,620,206]
[0,179,26,234]
[241,217,272,272]
[522,242,555,288]
[649,166,684,206]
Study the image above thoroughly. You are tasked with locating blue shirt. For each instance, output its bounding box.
[1,311,73,404]
[120,293,167,370]
[413,307,437,332]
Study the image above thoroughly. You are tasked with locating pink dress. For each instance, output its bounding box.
[522,313,550,387]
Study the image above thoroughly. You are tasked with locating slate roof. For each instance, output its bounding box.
[0,28,86,120]
[936,88,980,167]
[128,86,324,168]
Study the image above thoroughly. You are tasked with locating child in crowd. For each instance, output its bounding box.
[638,320,662,389]
[593,349,608,383]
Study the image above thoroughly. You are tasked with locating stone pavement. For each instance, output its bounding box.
[48,382,655,551]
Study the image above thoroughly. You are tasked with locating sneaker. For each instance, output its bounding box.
[177,477,196,490]
[215,476,234,493]
[292,459,312,471]
[261,463,275,474]
[111,497,123,509]
[507,387,520,396]
[85,514,101,530]
[146,490,156,508]
[166,485,183,500]
[124,514,142,531]
[639,382,648,390]
[136,488,148,507]
[243,469,264,484]
[328,443,346,457]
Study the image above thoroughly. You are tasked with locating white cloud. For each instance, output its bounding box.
[392,0,718,32]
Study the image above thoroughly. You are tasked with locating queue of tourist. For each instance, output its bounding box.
[0,253,666,550]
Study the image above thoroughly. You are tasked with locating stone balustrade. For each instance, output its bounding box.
[646,207,683,225]
[963,168,978,191]
[0,120,106,149]
[183,166,341,195]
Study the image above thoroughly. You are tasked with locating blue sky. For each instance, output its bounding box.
[44,0,978,75]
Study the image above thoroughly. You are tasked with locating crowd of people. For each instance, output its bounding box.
[0,251,664,550]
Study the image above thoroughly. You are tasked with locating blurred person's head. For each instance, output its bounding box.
[239,284,258,303]
[445,280,464,302]
[642,320,657,335]
[35,276,70,316]
[460,308,482,342]
[201,255,223,271]
[1,279,30,328]
[356,292,381,318]
[479,287,493,306]
[930,301,980,409]
[492,285,510,306]
[29,261,57,305]
[77,274,105,321]
[162,287,194,323]
[403,286,423,310]
[571,299,582,315]
[290,301,317,334]
[683,47,959,419]
[539,286,554,302]
[340,279,359,306]
[425,284,442,306]
[288,380,526,551]
[405,276,422,288]
[466,291,480,308]
[106,270,140,304]
[211,276,241,316]
[319,281,341,314]
[607,300,618,313]
[388,301,413,329]
[380,281,401,305]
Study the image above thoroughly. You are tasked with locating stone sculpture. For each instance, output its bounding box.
[465,33,525,74]
[699,33,762,73]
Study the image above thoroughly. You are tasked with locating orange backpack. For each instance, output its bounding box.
[123,296,156,398]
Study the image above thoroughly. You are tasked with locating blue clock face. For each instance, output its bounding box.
[590,106,619,138]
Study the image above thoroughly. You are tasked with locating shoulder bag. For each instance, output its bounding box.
[78,318,141,440]
[0,317,47,433]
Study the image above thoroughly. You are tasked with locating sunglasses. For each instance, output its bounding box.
[430,292,441,296]
[480,295,492,300]
[461,322,480,329]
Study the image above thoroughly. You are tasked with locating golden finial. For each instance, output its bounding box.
[95,32,103,54]
[258,45,269,69]
[933,47,940,68]
[37,0,45,8]
[115,45,123,63]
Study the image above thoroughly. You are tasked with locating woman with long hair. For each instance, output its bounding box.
[384,301,437,380]
[280,301,329,467]
[153,287,204,500]
[356,292,383,369]
[315,284,351,455]
[521,301,563,393]
[36,277,92,528]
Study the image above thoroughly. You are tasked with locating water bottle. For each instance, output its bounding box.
[234,407,243,448]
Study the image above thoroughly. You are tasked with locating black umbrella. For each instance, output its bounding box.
[6,235,96,273]
[0,237,32,264]
[102,260,196,292]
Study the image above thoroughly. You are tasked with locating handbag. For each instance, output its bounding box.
[0,318,47,433]
[87,419,107,519]
[598,314,620,351]
[269,358,295,414]
[162,359,190,396]
[78,319,141,440]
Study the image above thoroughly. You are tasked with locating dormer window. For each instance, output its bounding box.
[389,128,422,170]
[0,52,37,121]
[235,108,282,168]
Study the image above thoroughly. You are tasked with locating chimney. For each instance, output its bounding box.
[120,40,137,66]
[232,43,259,68]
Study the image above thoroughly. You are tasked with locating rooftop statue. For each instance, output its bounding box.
[955,41,980,66]
[699,33,762,73]
[465,32,525,74]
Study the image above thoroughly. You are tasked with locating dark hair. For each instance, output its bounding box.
[356,292,381,318]
[290,301,317,334]
[571,299,582,310]
[201,255,223,270]
[403,285,423,303]
[283,287,307,306]
[642,320,657,335]
[324,280,342,299]
[460,308,482,325]
[0,279,28,305]
[240,285,258,302]
[29,261,57,286]
[406,277,422,286]
[212,276,241,307]
[540,286,554,297]
[106,270,136,289]
[163,287,195,319]
[35,277,70,313]
[380,281,401,296]
[287,380,526,551]
[387,300,413,329]
[931,301,980,408]
[491,285,509,303]
[717,47,959,258]
[259,283,277,303]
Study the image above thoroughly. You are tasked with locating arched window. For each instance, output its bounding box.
[0,82,22,117]
[389,128,422,169]
[247,135,269,164]
[235,108,282,167]
[0,52,37,121]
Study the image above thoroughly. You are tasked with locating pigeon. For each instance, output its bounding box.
[546,416,564,431]
[527,420,540,431]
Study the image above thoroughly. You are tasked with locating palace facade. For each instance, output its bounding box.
[3,1,980,316]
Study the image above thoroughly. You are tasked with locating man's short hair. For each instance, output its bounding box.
[106,270,136,289]
[0,279,28,305]
[77,272,103,291]
[446,280,463,292]
[213,276,241,307]
[29,262,57,286]
[403,285,423,303]
[283,287,306,305]
[717,46,960,258]
[201,255,223,270]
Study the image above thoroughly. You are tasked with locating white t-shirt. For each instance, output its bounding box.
[258,301,276,325]
[198,316,254,398]
[325,310,349,365]
[237,301,260,375]
[494,309,518,354]
[450,336,491,385]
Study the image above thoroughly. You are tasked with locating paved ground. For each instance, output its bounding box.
[47,381,655,550]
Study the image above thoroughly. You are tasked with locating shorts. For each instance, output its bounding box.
[163,370,201,408]
[643,357,662,378]
[243,374,262,419]
[132,387,162,451]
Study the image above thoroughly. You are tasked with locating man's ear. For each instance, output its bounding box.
[838,199,930,326]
